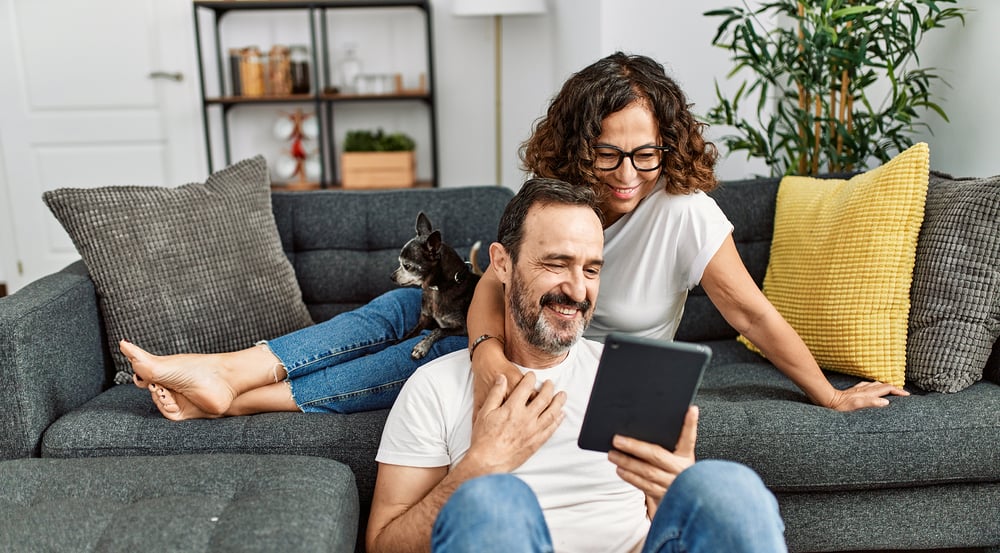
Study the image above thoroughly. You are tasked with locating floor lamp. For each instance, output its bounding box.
[453,0,547,186]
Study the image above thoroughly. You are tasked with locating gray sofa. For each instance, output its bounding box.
[2,182,998,553]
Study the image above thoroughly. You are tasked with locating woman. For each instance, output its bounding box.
[466,52,906,411]
[125,52,904,420]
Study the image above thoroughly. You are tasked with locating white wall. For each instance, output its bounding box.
[595,0,771,179]
[500,0,997,181]
[432,0,556,189]
[482,0,773,183]
[550,0,603,85]
[910,0,1000,178]
[432,1,498,188]
[473,0,768,189]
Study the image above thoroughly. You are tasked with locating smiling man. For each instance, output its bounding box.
[365,178,786,553]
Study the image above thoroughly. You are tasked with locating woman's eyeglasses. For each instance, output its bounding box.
[593,145,670,172]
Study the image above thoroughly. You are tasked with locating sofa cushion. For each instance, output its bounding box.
[777,483,1000,552]
[906,171,1000,392]
[739,143,929,387]
[695,339,1000,492]
[45,341,1000,512]
[42,156,314,384]
[0,454,357,553]
[271,186,513,322]
[41,385,386,547]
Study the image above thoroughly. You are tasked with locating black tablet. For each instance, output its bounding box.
[578,333,711,453]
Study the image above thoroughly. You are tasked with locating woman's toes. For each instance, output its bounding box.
[148,384,179,414]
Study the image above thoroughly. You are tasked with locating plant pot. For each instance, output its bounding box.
[340,151,415,188]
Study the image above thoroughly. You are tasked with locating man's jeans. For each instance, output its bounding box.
[265,288,466,413]
[432,460,787,553]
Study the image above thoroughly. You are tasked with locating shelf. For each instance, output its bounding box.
[205,94,316,105]
[205,92,431,105]
[194,0,438,187]
[194,1,430,13]
[323,91,431,102]
[271,180,434,191]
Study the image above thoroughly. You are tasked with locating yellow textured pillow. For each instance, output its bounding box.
[739,143,930,386]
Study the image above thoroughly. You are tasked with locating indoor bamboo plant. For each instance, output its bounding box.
[704,0,965,176]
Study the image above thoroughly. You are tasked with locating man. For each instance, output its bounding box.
[366,178,786,553]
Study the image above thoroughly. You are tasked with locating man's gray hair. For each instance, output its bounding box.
[497,178,603,263]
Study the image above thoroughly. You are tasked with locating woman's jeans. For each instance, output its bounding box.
[265,287,466,413]
[431,460,787,553]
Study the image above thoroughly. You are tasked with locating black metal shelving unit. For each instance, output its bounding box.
[192,0,438,188]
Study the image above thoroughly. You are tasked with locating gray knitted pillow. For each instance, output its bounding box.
[906,171,1000,392]
[43,156,314,384]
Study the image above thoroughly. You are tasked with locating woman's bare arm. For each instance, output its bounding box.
[467,265,522,410]
[700,236,908,411]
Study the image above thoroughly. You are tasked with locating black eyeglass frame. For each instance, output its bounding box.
[593,144,671,172]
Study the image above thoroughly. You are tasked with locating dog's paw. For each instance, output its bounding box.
[411,341,431,360]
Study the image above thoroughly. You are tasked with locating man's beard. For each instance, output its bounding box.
[509,269,592,355]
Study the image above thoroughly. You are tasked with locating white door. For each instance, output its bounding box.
[0,0,205,292]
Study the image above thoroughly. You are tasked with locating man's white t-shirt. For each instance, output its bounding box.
[585,181,734,342]
[377,340,649,553]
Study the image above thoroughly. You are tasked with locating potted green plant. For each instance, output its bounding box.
[704,0,965,176]
[341,128,416,188]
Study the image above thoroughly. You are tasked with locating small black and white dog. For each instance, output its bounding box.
[392,212,482,359]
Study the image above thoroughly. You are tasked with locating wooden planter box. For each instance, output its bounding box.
[340,151,416,188]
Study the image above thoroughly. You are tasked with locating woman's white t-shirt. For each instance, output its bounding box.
[585,181,734,342]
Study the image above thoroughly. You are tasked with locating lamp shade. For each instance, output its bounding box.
[452,0,547,16]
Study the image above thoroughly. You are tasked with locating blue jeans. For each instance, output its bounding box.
[431,460,787,553]
[265,288,467,413]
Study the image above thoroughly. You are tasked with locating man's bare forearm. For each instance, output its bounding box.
[370,374,565,552]
[369,461,492,553]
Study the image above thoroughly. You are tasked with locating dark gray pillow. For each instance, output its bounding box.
[906,171,1000,392]
[43,156,314,384]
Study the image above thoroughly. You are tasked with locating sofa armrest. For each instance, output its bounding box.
[0,261,110,459]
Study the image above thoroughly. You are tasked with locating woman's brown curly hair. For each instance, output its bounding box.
[520,52,718,196]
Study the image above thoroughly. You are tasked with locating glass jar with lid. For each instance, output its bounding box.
[290,45,311,94]
[239,46,265,97]
[268,45,292,96]
[228,48,243,96]
[338,43,362,93]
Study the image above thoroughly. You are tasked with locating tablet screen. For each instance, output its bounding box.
[577,334,711,453]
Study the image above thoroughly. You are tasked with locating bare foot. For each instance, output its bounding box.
[136,376,218,421]
[121,340,238,418]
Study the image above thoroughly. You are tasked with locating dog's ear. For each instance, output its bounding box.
[425,230,443,253]
[416,212,433,236]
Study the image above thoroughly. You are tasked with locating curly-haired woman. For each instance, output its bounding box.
[121,52,906,420]
[468,52,907,412]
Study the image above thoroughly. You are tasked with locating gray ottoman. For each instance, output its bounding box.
[0,454,358,552]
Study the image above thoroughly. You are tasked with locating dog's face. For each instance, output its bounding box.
[392,212,443,287]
